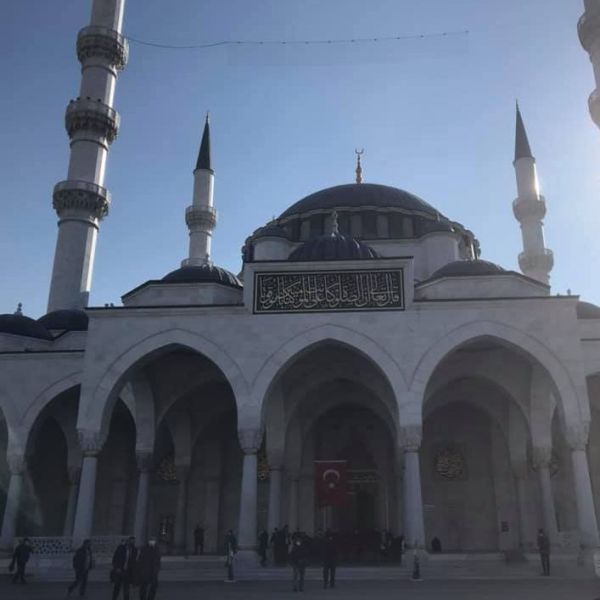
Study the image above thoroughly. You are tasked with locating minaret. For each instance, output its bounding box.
[512,104,553,286]
[182,115,217,266]
[579,0,600,128]
[47,0,128,311]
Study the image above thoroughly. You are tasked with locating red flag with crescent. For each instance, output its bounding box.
[315,460,348,506]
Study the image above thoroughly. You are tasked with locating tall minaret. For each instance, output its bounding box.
[579,0,600,129]
[512,104,553,286]
[182,115,217,266]
[47,0,128,311]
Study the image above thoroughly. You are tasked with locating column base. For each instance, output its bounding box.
[234,549,260,572]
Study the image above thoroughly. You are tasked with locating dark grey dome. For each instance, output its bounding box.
[253,223,289,239]
[38,309,89,331]
[431,259,505,279]
[577,301,600,319]
[0,314,53,340]
[162,265,242,288]
[289,232,379,262]
[280,183,438,219]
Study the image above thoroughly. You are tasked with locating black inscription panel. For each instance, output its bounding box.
[254,269,404,313]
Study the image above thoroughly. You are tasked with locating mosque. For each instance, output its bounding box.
[3,0,600,566]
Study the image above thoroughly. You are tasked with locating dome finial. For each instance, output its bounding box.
[327,211,340,235]
[355,148,364,184]
[14,302,22,316]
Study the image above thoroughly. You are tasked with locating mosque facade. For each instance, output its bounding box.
[3,0,600,564]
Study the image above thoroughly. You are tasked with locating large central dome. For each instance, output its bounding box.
[279,183,439,219]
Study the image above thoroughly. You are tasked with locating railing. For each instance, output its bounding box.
[22,535,132,556]
[53,180,110,200]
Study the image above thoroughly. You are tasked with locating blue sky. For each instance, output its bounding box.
[1,0,599,317]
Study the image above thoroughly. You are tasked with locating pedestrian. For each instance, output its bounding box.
[10,537,32,584]
[193,525,204,555]
[289,534,310,592]
[111,536,138,600]
[537,528,551,576]
[258,530,269,567]
[67,539,94,597]
[322,530,337,589]
[224,530,238,582]
[138,538,161,600]
[431,536,442,553]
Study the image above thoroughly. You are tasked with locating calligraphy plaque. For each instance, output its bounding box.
[253,269,404,314]
[434,445,467,481]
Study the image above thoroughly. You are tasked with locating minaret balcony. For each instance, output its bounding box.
[512,195,546,222]
[578,10,600,52]
[518,249,554,275]
[589,89,600,129]
[53,180,111,220]
[77,25,129,71]
[65,98,120,143]
[185,205,218,230]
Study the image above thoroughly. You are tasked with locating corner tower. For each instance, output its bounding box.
[512,105,553,286]
[579,0,600,128]
[47,0,128,311]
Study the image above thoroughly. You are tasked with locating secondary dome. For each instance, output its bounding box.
[38,309,89,331]
[162,265,242,288]
[431,259,505,279]
[0,314,53,340]
[289,231,379,262]
[577,301,600,319]
[279,183,438,219]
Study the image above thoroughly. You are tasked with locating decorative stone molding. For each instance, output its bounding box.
[136,452,154,473]
[6,454,26,475]
[518,249,554,274]
[238,428,263,454]
[578,10,600,52]
[53,180,111,220]
[185,205,217,230]
[77,26,129,71]
[589,89,600,129]
[65,98,120,143]
[566,422,590,451]
[512,195,546,222]
[77,429,104,457]
[399,424,422,452]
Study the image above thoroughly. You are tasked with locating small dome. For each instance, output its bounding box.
[253,223,289,239]
[289,232,379,262]
[162,265,242,288]
[431,259,505,279]
[576,301,600,319]
[0,314,53,340]
[38,309,89,331]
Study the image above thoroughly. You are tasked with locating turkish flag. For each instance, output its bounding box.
[315,460,348,506]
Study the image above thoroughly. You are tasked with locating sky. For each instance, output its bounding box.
[1,0,599,317]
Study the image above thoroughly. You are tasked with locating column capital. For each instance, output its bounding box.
[136,451,154,473]
[6,453,26,475]
[78,429,104,457]
[238,428,263,454]
[399,424,422,452]
[565,422,590,451]
[531,446,552,469]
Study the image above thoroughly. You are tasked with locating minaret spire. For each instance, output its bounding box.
[511,105,553,286]
[47,0,128,311]
[183,113,217,266]
[355,149,364,184]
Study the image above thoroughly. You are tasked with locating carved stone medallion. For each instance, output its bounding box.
[434,445,466,481]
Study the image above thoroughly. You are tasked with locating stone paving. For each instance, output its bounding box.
[2,579,600,600]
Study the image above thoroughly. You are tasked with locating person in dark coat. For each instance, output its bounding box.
[111,536,138,600]
[258,530,269,567]
[137,538,161,600]
[289,534,310,592]
[537,528,551,576]
[67,539,93,597]
[193,525,204,555]
[224,530,238,582]
[322,530,338,589]
[10,538,32,584]
[431,536,442,553]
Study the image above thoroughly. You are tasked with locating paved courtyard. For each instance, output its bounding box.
[2,579,600,600]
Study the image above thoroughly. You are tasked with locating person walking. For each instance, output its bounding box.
[322,530,338,589]
[111,536,138,600]
[10,538,32,584]
[137,538,161,600]
[193,525,204,555]
[224,530,238,582]
[258,530,269,567]
[289,534,310,592]
[537,528,551,576]
[67,539,94,598]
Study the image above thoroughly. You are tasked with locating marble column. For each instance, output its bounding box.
[237,428,262,554]
[288,477,299,532]
[532,446,558,540]
[133,452,153,545]
[0,454,26,550]
[567,425,600,547]
[173,465,190,553]
[72,431,103,546]
[512,461,531,550]
[400,425,425,548]
[63,467,81,537]
[204,477,221,553]
[267,467,282,533]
